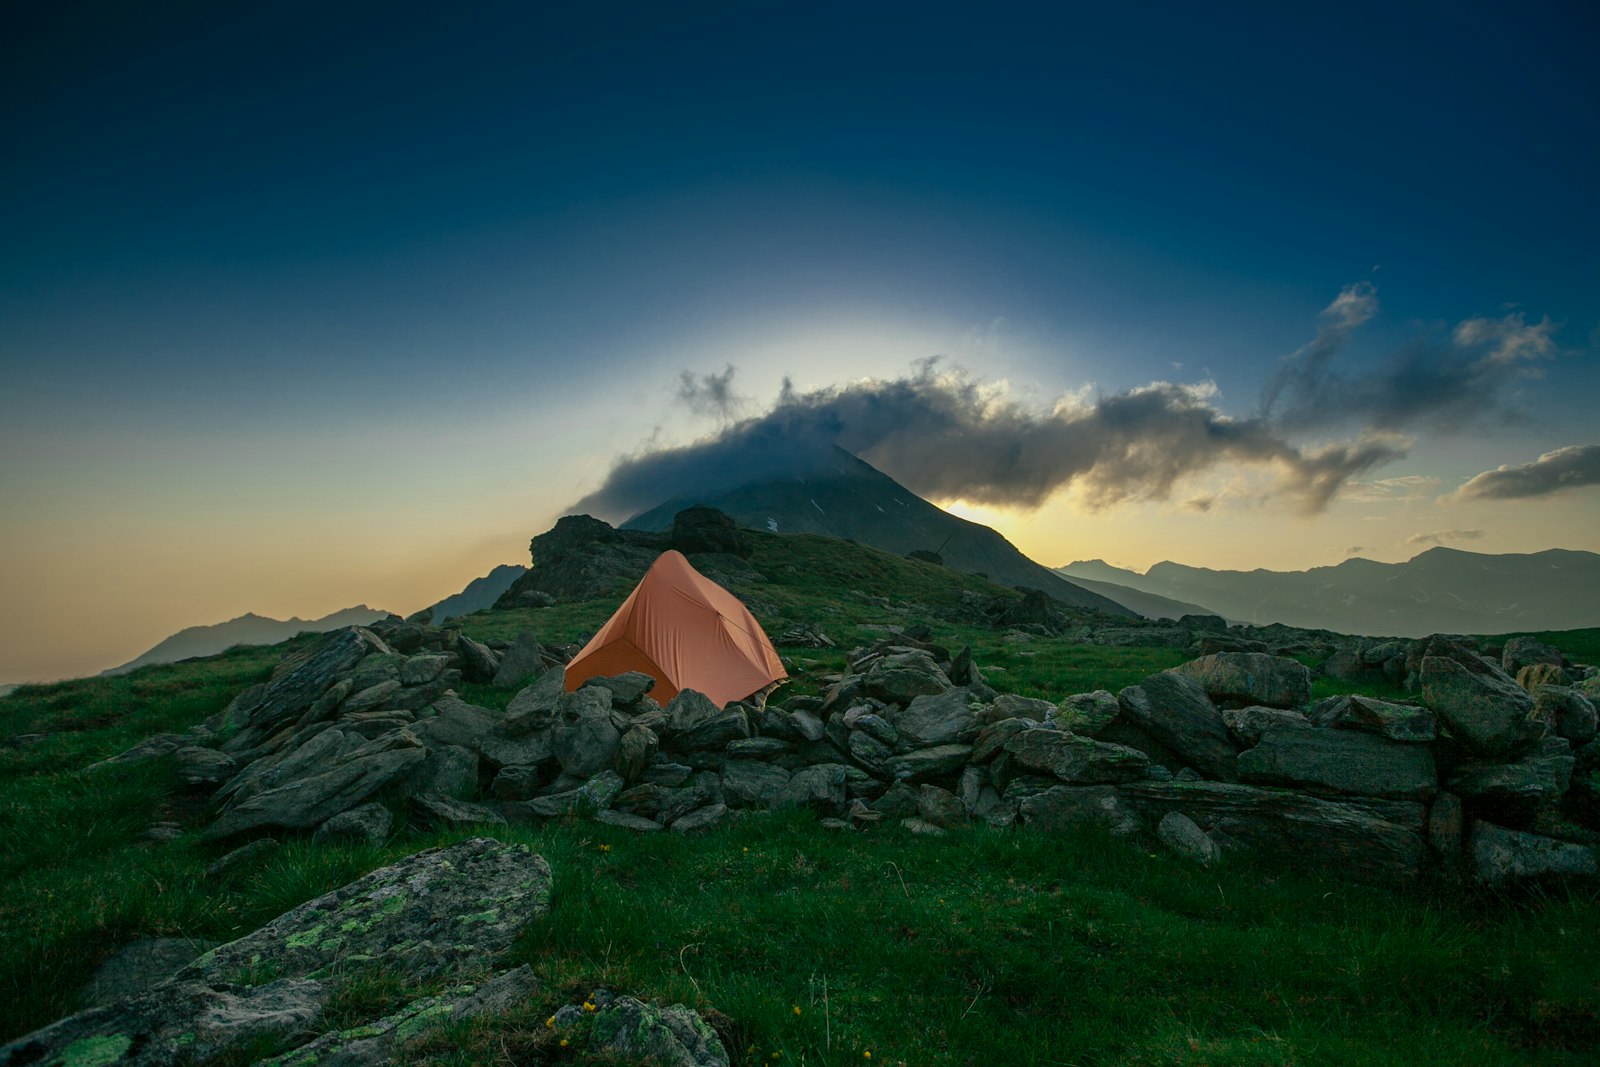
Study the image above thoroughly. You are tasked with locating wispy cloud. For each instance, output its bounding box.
[1345,545,1367,555]
[1406,529,1485,547]
[1450,444,1600,501]
[676,364,748,421]
[1339,474,1442,503]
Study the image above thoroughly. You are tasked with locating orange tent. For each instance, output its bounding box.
[563,550,787,707]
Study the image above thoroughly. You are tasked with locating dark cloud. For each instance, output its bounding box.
[1345,546,1367,555]
[676,364,747,420]
[1451,444,1600,501]
[1262,292,1557,433]
[1406,529,1485,546]
[572,359,1406,522]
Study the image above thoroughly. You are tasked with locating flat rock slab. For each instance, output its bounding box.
[1002,729,1149,784]
[0,977,327,1067]
[1173,652,1311,709]
[178,837,551,986]
[1124,780,1426,886]
[1237,728,1437,799]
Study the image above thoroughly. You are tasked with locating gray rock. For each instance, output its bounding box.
[1502,636,1564,676]
[0,978,328,1067]
[1157,811,1219,866]
[659,785,713,825]
[790,708,827,742]
[725,737,789,759]
[260,966,540,1067]
[1470,821,1597,886]
[455,635,501,683]
[988,693,1055,723]
[208,730,426,838]
[411,792,509,828]
[489,764,546,801]
[175,745,237,788]
[311,802,392,845]
[891,689,980,747]
[641,761,694,787]
[399,654,450,686]
[1058,691,1120,735]
[722,760,791,808]
[205,838,281,878]
[1220,706,1311,747]
[677,709,751,751]
[917,785,967,827]
[1326,696,1437,742]
[617,724,660,782]
[958,765,984,812]
[666,688,722,735]
[502,667,567,735]
[1237,728,1438,799]
[1118,671,1238,780]
[79,937,220,1008]
[414,694,498,749]
[492,633,547,688]
[1533,686,1598,744]
[1019,786,1142,836]
[869,781,921,818]
[972,718,1033,763]
[595,810,665,832]
[1002,730,1150,784]
[581,670,657,705]
[778,764,848,814]
[861,657,951,705]
[1123,781,1426,885]
[1172,652,1311,709]
[342,680,402,714]
[1428,791,1464,856]
[1420,655,1540,756]
[901,816,947,836]
[587,993,731,1067]
[86,733,191,773]
[400,744,479,799]
[1446,737,1574,806]
[551,687,622,777]
[671,802,729,833]
[219,628,391,744]
[884,744,973,781]
[847,729,894,775]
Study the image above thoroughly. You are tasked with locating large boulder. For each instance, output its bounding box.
[1420,655,1540,756]
[1057,691,1121,735]
[1220,706,1311,747]
[1123,781,1426,885]
[455,635,501,684]
[860,651,952,704]
[1446,737,1574,810]
[1117,671,1238,780]
[491,633,546,688]
[583,991,731,1067]
[1532,686,1598,745]
[1172,653,1311,709]
[1237,728,1437,799]
[778,764,848,814]
[1320,695,1436,743]
[1157,811,1219,866]
[1502,636,1564,676]
[722,760,792,808]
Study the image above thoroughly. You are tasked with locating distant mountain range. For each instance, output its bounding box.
[423,564,527,624]
[1058,548,1600,637]
[624,446,1132,617]
[102,606,391,676]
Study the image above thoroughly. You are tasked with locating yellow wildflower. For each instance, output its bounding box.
[583,1000,597,1012]
[544,1015,555,1028]
[792,1005,802,1016]
[559,1037,569,1047]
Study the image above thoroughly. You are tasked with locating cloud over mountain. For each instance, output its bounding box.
[574,286,1566,523]
[1406,529,1485,547]
[1452,444,1600,501]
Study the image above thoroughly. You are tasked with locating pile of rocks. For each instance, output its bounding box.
[101,613,1598,888]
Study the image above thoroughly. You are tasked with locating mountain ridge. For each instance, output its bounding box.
[1058,547,1600,636]
[101,605,391,676]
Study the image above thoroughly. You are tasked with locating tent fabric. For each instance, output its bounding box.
[563,549,787,707]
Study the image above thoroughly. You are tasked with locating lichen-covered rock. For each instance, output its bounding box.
[890,689,980,747]
[671,802,728,833]
[411,792,509,829]
[79,938,219,1009]
[399,744,479,799]
[1532,686,1598,745]
[584,993,730,1067]
[1446,737,1574,808]
[883,744,973,781]
[259,966,539,1067]
[778,764,848,814]
[0,978,327,1067]
[174,745,237,787]
[1502,636,1564,676]
[502,667,566,735]
[677,709,751,751]
[722,759,791,808]
[178,838,551,986]
[1058,690,1120,735]
[1172,653,1311,709]
[917,784,967,827]
[1220,706,1311,747]
[1321,695,1436,742]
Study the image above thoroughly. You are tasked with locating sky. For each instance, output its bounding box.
[3,1,1598,683]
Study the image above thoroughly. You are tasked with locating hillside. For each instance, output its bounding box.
[624,445,1133,617]
[1052,572,1222,621]
[420,563,526,623]
[1060,547,1600,636]
[101,605,390,676]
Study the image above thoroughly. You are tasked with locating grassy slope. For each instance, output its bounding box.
[1,533,1597,1064]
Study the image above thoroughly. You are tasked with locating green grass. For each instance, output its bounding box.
[2,534,1598,1063]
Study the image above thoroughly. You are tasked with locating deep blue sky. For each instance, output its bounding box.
[2,1,1598,680]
